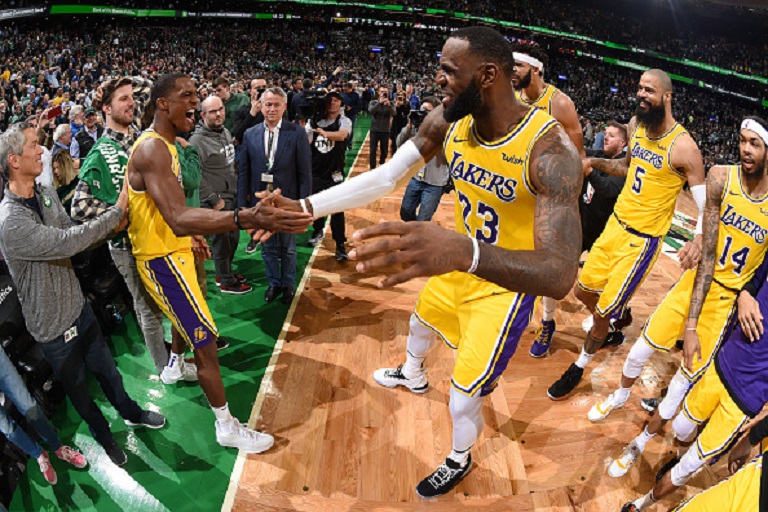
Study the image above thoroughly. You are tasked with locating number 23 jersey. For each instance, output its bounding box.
[443,107,559,253]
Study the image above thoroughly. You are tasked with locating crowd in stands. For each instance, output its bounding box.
[28,0,768,77]
[0,19,764,170]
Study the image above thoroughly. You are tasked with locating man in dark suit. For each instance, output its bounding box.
[238,87,312,304]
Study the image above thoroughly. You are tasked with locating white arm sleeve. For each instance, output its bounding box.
[690,184,706,236]
[308,140,427,218]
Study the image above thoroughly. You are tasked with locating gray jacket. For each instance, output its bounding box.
[397,125,450,187]
[368,100,396,133]
[189,121,237,208]
[0,185,122,342]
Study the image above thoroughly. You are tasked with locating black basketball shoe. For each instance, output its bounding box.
[415,454,472,499]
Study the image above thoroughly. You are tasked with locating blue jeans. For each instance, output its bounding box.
[400,178,443,222]
[261,232,297,288]
[0,348,62,458]
[40,303,142,447]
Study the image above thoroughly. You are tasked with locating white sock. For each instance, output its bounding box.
[212,403,234,424]
[632,491,657,509]
[541,296,557,322]
[402,314,435,379]
[447,447,471,467]
[574,348,594,369]
[614,385,632,403]
[634,426,655,452]
[403,350,426,379]
[168,352,180,369]
[448,387,483,468]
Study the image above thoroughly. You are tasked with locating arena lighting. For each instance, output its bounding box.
[610,87,619,93]
[317,44,325,50]
[436,52,442,58]
[371,47,382,53]
[34,3,768,87]
[558,74,567,80]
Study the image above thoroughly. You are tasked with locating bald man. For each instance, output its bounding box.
[548,69,705,400]
[189,96,250,295]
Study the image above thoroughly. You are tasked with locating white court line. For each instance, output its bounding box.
[220,131,370,512]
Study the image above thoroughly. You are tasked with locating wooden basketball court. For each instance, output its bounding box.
[224,137,725,511]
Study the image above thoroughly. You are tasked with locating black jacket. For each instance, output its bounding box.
[580,149,626,251]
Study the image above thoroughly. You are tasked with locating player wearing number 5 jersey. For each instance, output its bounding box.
[547,69,706,400]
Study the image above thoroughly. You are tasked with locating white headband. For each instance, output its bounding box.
[742,118,768,147]
[513,52,544,71]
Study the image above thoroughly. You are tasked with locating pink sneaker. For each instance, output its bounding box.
[38,451,57,485]
[56,445,87,469]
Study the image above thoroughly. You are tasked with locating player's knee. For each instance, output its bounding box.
[672,413,697,443]
[658,370,691,420]
[670,447,705,487]
[409,313,432,338]
[449,387,483,421]
[622,339,655,379]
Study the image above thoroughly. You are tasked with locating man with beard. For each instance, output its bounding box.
[271,26,582,498]
[618,117,768,511]
[126,73,312,454]
[73,76,184,379]
[547,69,706,401]
[510,43,593,358]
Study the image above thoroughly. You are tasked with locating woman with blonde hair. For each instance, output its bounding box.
[52,150,79,212]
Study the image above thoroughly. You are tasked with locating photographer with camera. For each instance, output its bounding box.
[368,86,395,171]
[305,89,352,261]
[232,77,267,145]
[342,82,362,150]
[390,89,411,159]
[396,97,449,222]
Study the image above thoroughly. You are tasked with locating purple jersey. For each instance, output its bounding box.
[717,251,768,417]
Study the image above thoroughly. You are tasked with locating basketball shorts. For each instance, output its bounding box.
[137,251,219,350]
[642,269,737,382]
[577,214,661,320]
[674,453,761,512]
[682,365,749,461]
[414,271,535,397]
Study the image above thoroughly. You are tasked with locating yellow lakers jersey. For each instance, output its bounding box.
[613,123,689,237]
[714,165,768,289]
[443,107,559,253]
[127,130,192,261]
[515,84,559,114]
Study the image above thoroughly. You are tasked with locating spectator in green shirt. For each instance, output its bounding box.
[213,77,249,134]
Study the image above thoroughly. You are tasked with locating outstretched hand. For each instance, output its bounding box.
[243,188,312,235]
[349,221,472,288]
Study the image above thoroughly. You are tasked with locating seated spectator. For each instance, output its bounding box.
[52,150,79,212]
[0,346,86,485]
[50,124,71,159]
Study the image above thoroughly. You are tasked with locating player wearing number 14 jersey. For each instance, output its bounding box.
[547,69,706,400]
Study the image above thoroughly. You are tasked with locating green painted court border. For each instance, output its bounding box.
[8,116,371,512]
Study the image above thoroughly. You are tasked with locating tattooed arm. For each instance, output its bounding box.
[473,125,582,298]
[683,166,726,371]
[349,125,583,298]
[583,117,636,177]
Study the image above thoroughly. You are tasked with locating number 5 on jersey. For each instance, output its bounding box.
[457,190,499,245]
[632,166,646,194]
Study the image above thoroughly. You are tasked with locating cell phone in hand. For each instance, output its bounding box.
[47,105,62,119]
